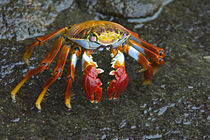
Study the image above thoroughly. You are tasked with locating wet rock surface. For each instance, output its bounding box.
[0,0,73,41]
[0,0,209,139]
[78,0,162,18]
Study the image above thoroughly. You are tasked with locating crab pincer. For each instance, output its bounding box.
[107,50,129,100]
[107,66,129,99]
[83,65,103,103]
[82,51,104,103]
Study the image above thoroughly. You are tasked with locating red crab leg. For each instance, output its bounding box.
[128,40,165,66]
[107,49,129,100]
[82,51,104,103]
[128,40,165,75]
[23,27,69,65]
[35,45,70,110]
[128,30,165,58]
[119,44,154,85]
[11,37,64,100]
[64,47,81,108]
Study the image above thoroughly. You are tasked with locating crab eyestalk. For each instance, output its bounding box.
[82,51,104,103]
[107,49,129,100]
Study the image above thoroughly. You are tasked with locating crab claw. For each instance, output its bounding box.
[83,65,103,103]
[107,66,129,100]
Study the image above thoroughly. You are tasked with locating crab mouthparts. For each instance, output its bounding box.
[98,32,119,45]
[99,38,118,45]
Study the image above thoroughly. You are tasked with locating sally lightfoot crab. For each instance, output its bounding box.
[11,20,165,110]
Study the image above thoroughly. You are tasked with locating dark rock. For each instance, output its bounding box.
[78,0,162,18]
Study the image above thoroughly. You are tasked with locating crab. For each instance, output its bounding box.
[11,20,165,110]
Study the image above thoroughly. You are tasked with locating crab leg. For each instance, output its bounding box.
[64,47,81,108]
[128,30,165,58]
[128,40,165,76]
[119,44,154,85]
[23,27,69,65]
[11,37,64,100]
[107,49,129,100]
[35,45,70,110]
[128,40,165,65]
[82,51,104,103]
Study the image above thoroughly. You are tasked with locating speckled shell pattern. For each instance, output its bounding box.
[68,20,129,39]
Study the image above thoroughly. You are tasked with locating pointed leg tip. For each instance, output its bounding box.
[35,104,42,110]
[11,94,16,101]
[138,68,145,73]
[142,80,151,86]
[90,100,94,103]
[65,103,72,109]
[26,61,30,66]
[23,58,30,66]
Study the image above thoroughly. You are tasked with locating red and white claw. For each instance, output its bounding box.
[83,65,103,103]
[107,66,129,100]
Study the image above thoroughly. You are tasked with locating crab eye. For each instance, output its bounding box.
[89,33,98,42]
[89,36,96,42]
[122,33,127,39]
